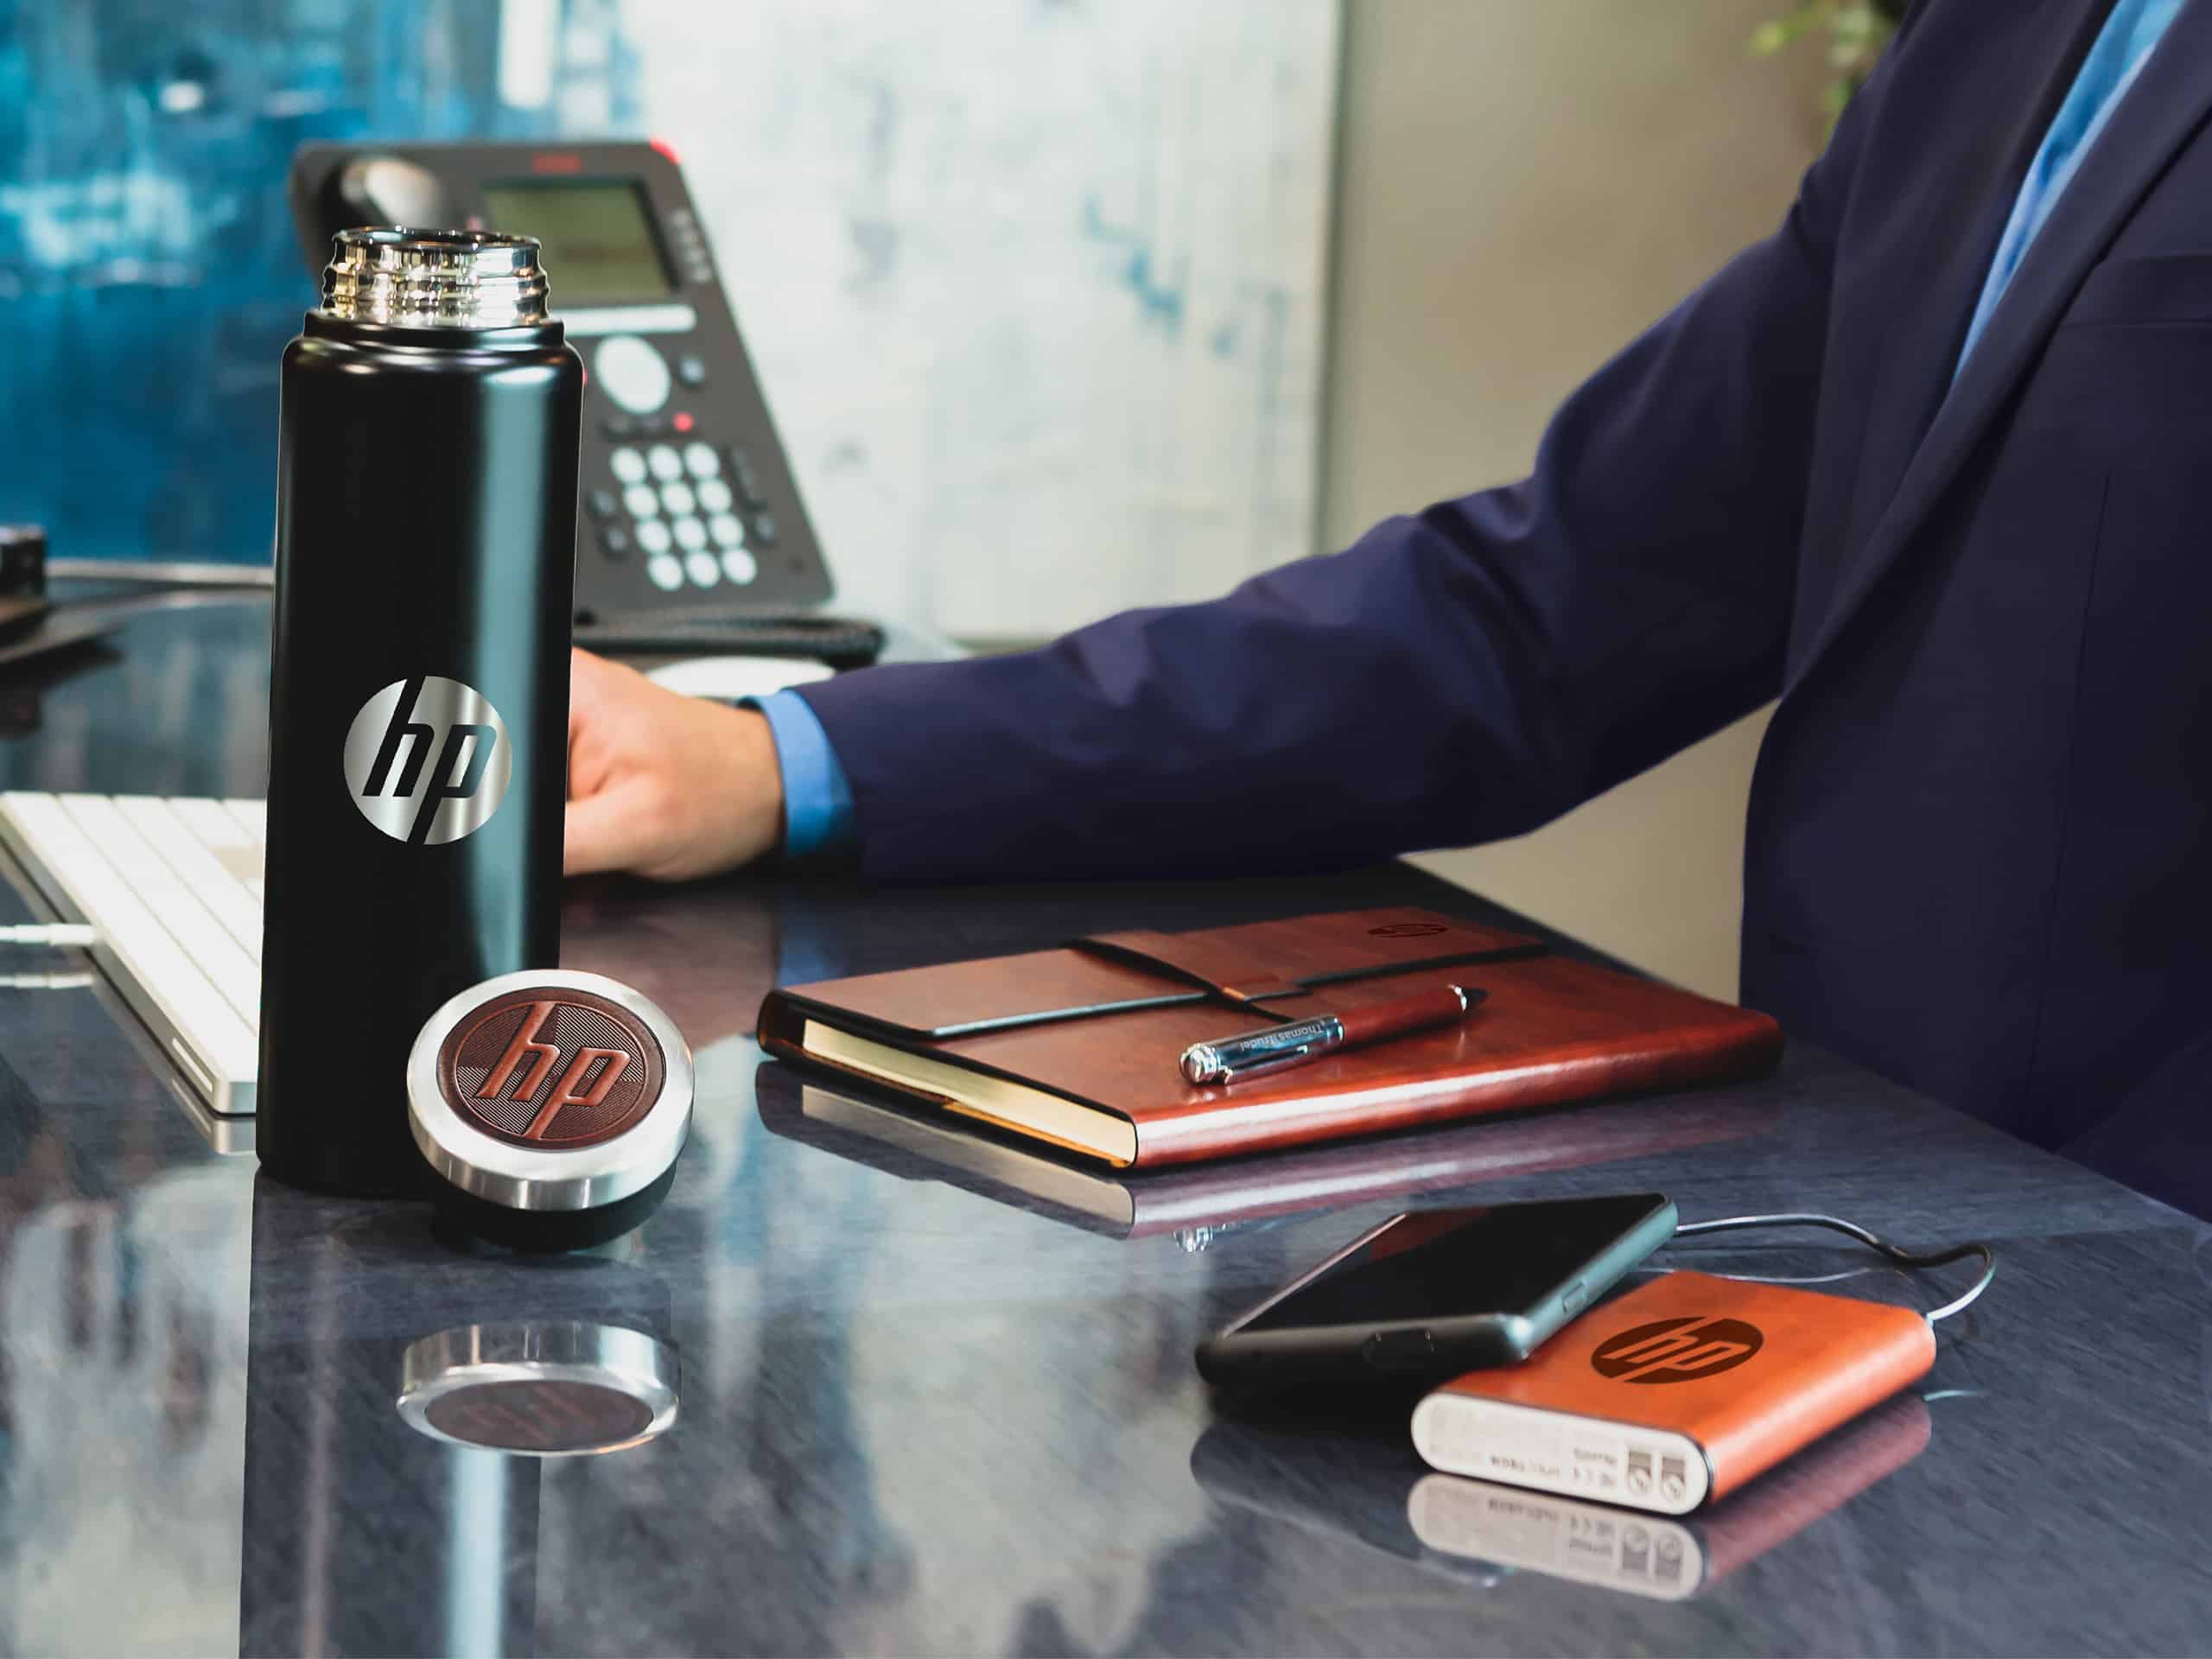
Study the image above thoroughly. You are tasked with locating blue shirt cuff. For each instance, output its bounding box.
[750,688,860,861]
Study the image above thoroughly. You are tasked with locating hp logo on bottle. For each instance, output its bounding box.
[343,675,512,845]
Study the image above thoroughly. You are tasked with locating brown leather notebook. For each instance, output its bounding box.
[754,906,1783,1170]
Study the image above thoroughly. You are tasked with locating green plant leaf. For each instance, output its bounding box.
[1750,0,1899,134]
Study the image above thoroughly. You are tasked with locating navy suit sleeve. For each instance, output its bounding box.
[798,84,1878,883]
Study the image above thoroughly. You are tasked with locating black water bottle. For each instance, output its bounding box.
[259,228,582,1194]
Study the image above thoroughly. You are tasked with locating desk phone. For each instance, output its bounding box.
[289,141,876,661]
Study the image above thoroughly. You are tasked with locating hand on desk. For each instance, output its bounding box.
[564,648,783,879]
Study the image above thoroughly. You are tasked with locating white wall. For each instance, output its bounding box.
[1323,0,1826,998]
[638,0,1340,639]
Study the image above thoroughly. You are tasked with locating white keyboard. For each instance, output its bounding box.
[0,793,266,1115]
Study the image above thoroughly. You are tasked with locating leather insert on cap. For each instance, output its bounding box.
[436,986,667,1149]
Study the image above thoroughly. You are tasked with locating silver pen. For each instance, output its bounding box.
[1179,983,1483,1085]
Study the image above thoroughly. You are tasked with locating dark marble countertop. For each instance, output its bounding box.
[0,595,2205,1656]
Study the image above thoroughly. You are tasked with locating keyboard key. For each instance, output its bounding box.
[610,447,647,486]
[597,524,632,561]
[671,516,708,552]
[167,797,264,893]
[57,795,261,1028]
[721,547,758,585]
[0,793,257,1084]
[676,354,708,388]
[659,481,696,517]
[624,485,661,520]
[684,550,721,588]
[635,519,673,555]
[749,510,778,547]
[683,441,721,479]
[696,478,734,513]
[223,798,267,842]
[646,554,684,592]
[117,797,260,959]
[709,512,746,549]
[586,488,620,520]
[647,444,683,482]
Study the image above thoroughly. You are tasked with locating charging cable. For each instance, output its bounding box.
[0,923,98,948]
[1670,1211,1995,1324]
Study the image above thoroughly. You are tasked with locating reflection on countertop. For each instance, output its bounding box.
[5,597,2212,1655]
[1191,1388,1935,1607]
[756,1065,1776,1246]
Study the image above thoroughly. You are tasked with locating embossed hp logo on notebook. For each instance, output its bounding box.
[437,987,666,1149]
[1369,921,1449,938]
[343,675,512,845]
[1591,1315,1764,1383]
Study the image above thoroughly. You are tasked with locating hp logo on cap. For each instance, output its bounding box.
[344,675,512,845]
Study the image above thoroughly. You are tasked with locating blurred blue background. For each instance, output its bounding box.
[0,0,641,564]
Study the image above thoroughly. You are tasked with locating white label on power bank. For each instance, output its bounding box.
[1410,1394,1713,1515]
[1406,1475,1705,1601]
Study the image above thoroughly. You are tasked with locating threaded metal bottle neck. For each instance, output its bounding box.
[320,228,550,328]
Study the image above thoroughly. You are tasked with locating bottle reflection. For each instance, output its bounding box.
[237,1176,679,1658]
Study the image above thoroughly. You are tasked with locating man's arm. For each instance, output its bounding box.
[566,20,1910,885]
[796,85,1877,881]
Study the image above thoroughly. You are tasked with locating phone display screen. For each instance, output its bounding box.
[1237,1193,1669,1332]
[481,180,674,308]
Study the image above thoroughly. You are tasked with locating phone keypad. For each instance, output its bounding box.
[599,436,772,593]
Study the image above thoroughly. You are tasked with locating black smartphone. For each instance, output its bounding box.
[1195,1192,1677,1393]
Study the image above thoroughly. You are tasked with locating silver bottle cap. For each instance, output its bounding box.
[320,226,551,328]
[407,969,694,1214]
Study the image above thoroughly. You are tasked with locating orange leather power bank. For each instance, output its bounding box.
[1410,1270,1936,1514]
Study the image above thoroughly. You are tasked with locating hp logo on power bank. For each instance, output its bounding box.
[1592,1315,1764,1384]
[344,676,512,845]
